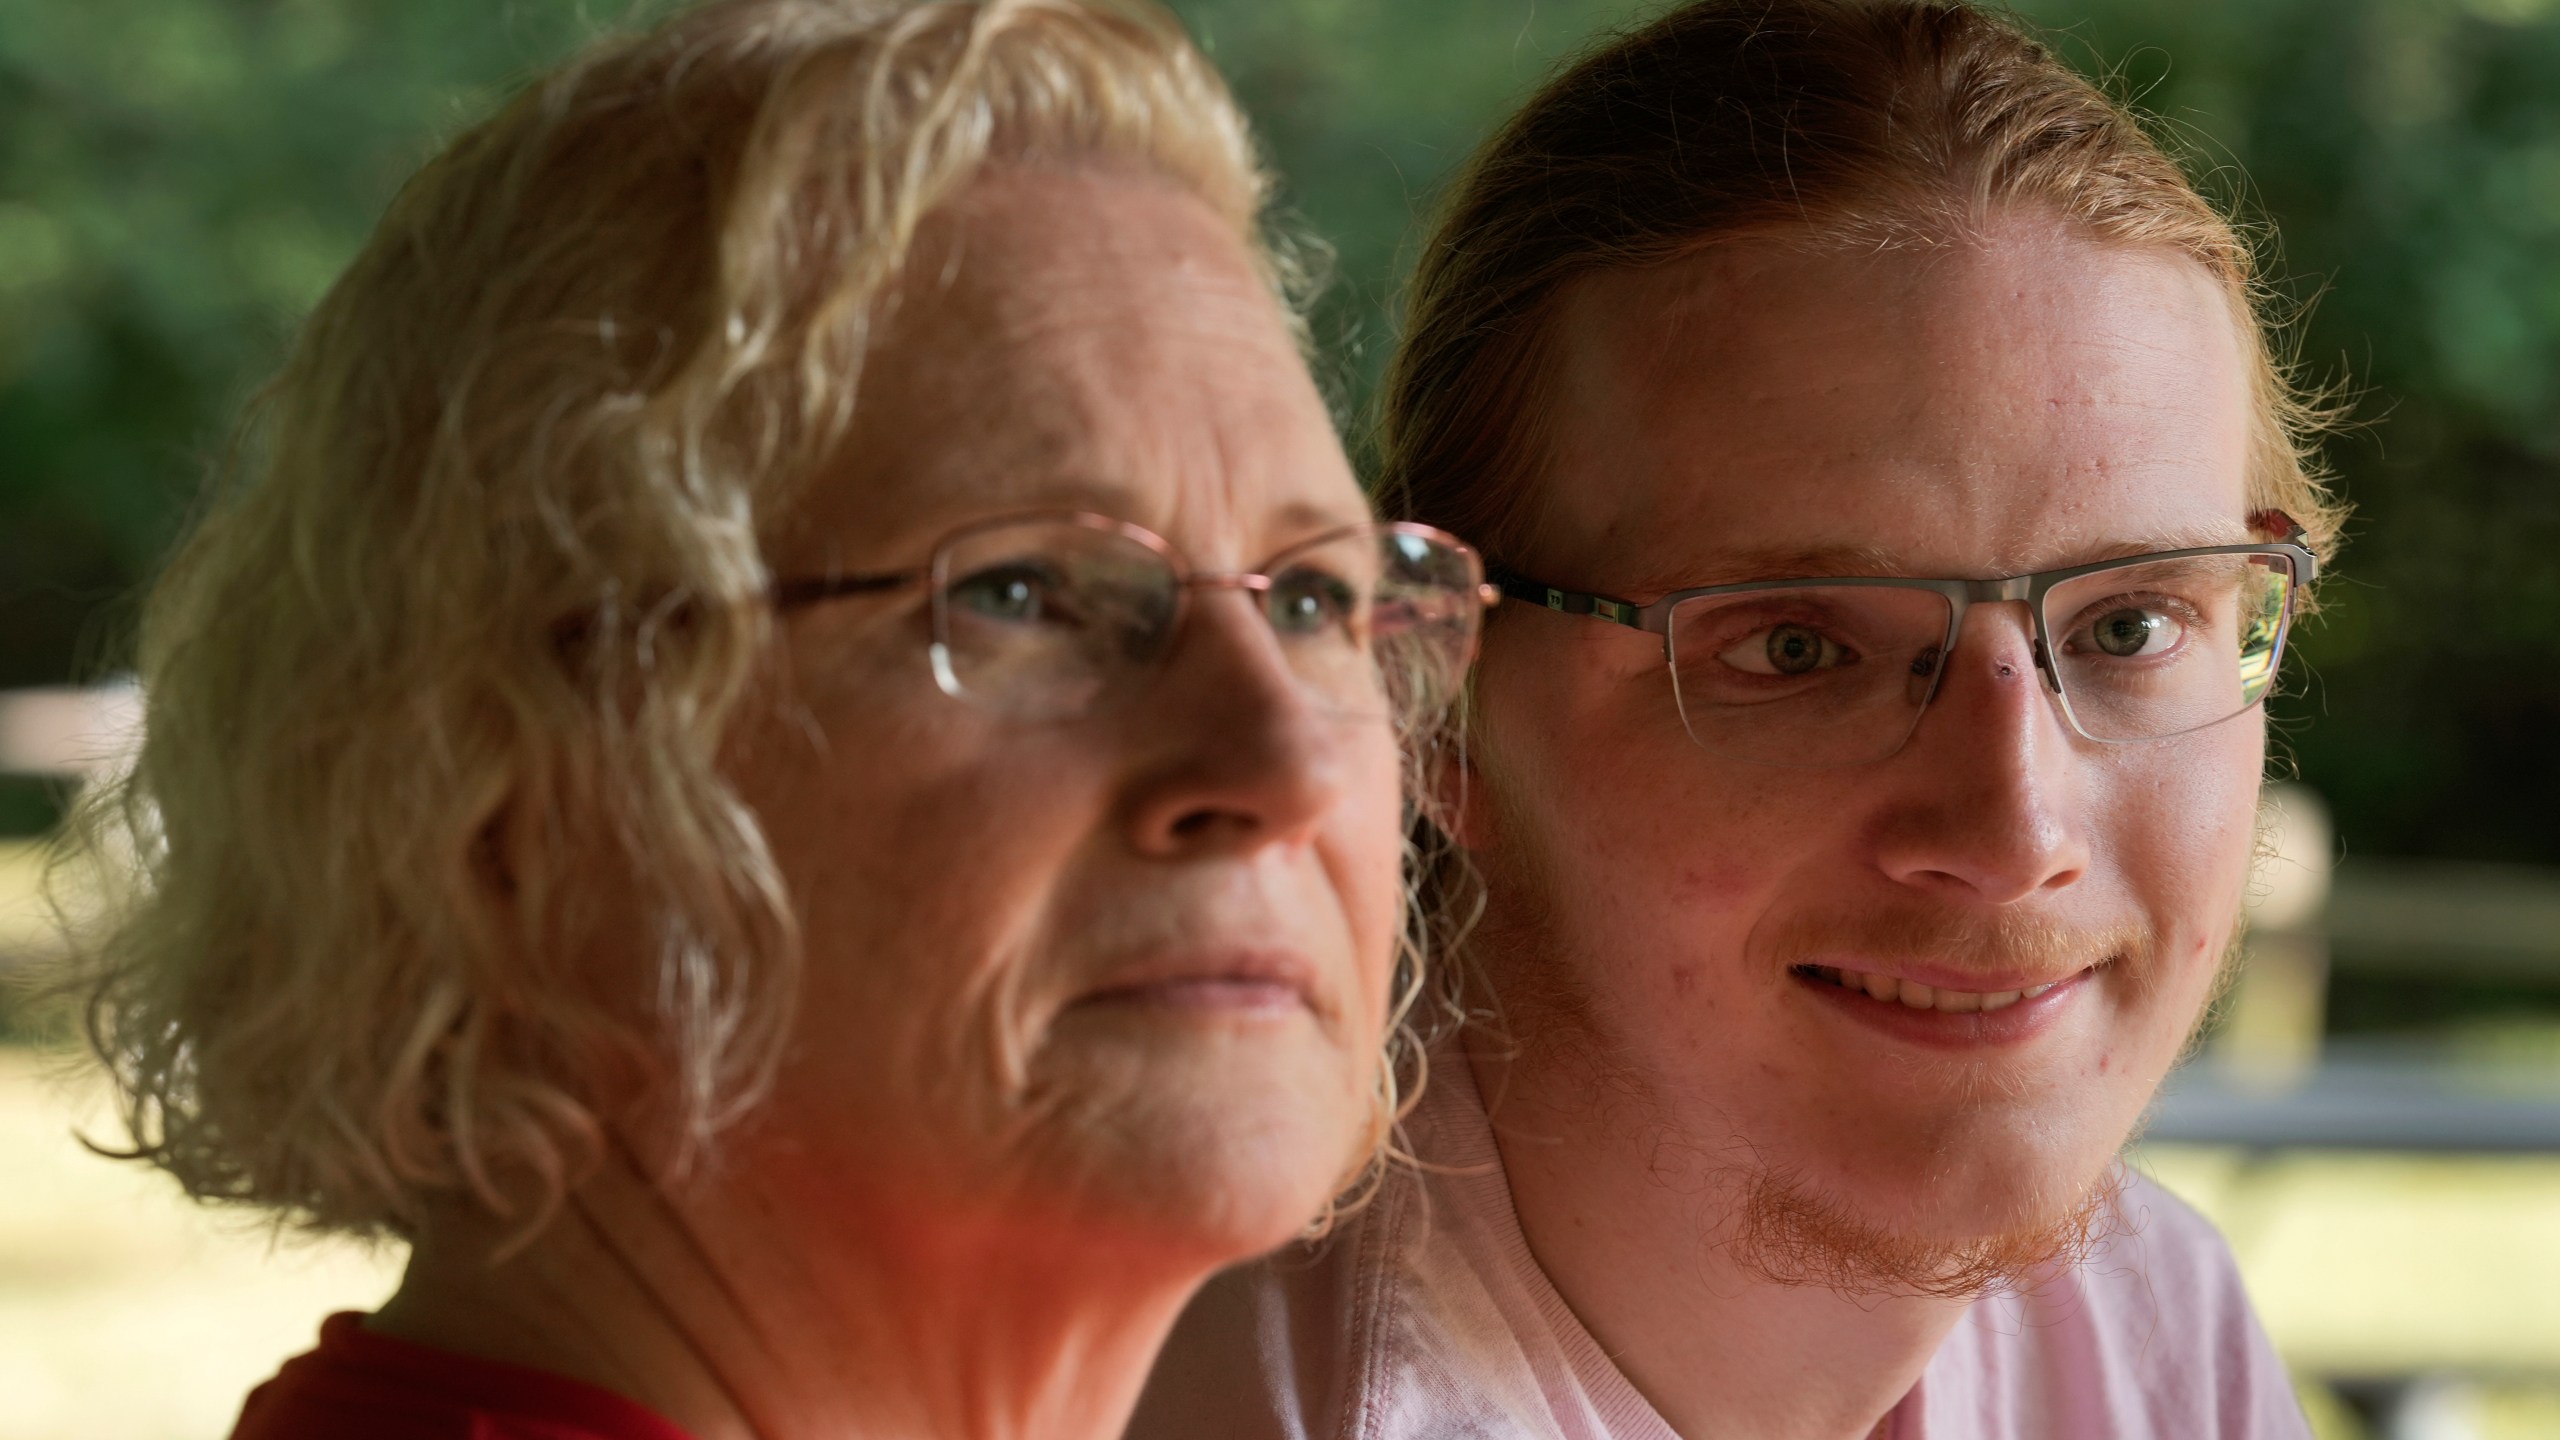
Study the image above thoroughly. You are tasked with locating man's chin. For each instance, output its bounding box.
[1722,1161,2126,1301]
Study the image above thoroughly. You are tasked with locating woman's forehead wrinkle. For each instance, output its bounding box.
[853,174,1359,567]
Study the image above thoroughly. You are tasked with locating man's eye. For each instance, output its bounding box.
[1267,569,1360,636]
[2077,605,2186,659]
[1719,623,1854,676]
[949,563,1061,624]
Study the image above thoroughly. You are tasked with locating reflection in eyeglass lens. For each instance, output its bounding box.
[931,519,1480,726]
[1667,586,1956,767]
[1659,553,2299,765]
[2046,555,2293,741]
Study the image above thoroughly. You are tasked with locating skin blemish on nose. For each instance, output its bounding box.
[1670,966,1698,998]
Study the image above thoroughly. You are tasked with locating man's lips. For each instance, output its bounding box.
[1791,963,2074,1015]
[1788,960,2102,1047]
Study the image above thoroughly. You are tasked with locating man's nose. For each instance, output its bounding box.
[1118,588,1354,859]
[1870,602,2089,903]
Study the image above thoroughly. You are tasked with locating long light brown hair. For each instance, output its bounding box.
[1377,0,2346,568]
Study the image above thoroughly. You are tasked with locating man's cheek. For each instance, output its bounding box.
[2121,928,2231,1090]
[1621,767,1822,904]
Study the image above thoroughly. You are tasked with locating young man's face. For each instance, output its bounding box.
[1462,216,2265,1282]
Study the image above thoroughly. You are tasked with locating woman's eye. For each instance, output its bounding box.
[949,564,1058,624]
[1267,569,1359,636]
[2078,605,2185,659]
[1719,623,1853,676]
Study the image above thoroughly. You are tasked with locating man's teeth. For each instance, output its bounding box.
[1804,965,2057,1014]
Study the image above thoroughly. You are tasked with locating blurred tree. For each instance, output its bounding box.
[1169,0,1639,412]
[1995,0,2560,864]
[3,0,2558,868]
[0,0,637,691]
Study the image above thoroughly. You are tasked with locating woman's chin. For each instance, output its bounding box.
[1029,1022,1374,1255]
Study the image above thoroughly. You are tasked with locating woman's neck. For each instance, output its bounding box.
[368,1151,1211,1440]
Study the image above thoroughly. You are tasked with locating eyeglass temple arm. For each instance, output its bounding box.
[2250,510,2322,584]
[1489,566,1657,632]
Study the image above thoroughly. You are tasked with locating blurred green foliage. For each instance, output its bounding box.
[4,0,2559,864]
[0,0,630,689]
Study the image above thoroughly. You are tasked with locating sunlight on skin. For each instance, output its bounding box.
[365,165,1406,1440]
[1455,214,2267,1440]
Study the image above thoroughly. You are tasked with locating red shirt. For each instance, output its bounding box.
[232,1312,700,1440]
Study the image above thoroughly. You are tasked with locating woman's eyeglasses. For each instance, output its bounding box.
[775,512,1498,733]
[1497,514,2321,769]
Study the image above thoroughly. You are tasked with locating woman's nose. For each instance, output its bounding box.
[1118,589,1360,859]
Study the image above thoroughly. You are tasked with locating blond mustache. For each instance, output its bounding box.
[1763,904,2155,985]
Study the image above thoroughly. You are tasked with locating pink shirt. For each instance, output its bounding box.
[1131,1054,2308,1440]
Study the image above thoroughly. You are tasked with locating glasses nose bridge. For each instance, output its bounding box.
[1940,574,2063,697]
[1174,571,1280,639]
[1954,574,2035,607]
[1154,571,1299,694]
[1181,571,1275,595]
[1947,575,2039,639]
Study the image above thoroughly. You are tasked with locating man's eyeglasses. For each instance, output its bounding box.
[775,512,1498,732]
[1497,514,2320,768]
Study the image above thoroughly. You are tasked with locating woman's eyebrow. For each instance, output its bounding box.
[879,470,1142,525]
[1267,496,1372,536]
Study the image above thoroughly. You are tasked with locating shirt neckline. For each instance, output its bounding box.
[305,1312,703,1440]
[1409,1050,1690,1440]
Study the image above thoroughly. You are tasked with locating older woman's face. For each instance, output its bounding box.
[725,166,1402,1257]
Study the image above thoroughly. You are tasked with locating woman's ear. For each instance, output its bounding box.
[473,794,525,903]
[1423,719,1494,855]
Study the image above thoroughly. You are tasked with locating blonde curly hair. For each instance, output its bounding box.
[66,0,1344,1239]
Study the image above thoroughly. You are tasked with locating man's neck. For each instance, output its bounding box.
[370,1151,1203,1440]
[1470,1045,1971,1440]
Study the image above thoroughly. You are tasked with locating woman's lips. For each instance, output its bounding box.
[1080,977,1310,1013]
[1789,961,2098,1047]
[1073,951,1320,1016]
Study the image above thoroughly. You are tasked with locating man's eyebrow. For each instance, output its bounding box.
[2074,523,2258,564]
[1604,525,2262,599]
[1612,544,1906,599]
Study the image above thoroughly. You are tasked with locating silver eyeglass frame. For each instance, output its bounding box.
[1495,511,2321,760]
[772,509,1501,719]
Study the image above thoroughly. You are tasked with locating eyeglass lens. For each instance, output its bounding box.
[2042,553,2293,742]
[927,519,1480,728]
[1663,553,2298,767]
